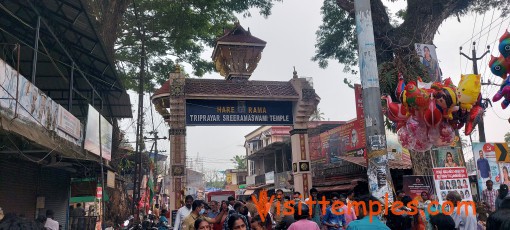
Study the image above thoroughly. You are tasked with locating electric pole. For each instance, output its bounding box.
[144,131,167,206]
[354,0,391,201]
[460,42,490,142]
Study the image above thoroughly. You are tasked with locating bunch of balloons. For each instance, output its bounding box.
[489,30,510,110]
[382,73,482,152]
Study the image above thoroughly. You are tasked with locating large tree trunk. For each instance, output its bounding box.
[82,0,131,58]
[336,0,468,175]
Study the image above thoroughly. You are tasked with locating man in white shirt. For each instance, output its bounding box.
[174,195,194,230]
[446,191,477,230]
[44,209,59,230]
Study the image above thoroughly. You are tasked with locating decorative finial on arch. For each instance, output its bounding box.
[293,66,298,79]
[174,64,181,73]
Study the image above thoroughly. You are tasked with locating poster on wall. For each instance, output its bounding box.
[84,105,113,161]
[368,154,393,202]
[403,175,435,201]
[472,143,501,192]
[309,135,323,162]
[432,147,464,168]
[432,167,472,203]
[499,162,510,187]
[415,43,442,82]
[321,129,341,164]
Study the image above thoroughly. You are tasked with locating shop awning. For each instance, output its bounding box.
[316,184,354,193]
[338,155,412,170]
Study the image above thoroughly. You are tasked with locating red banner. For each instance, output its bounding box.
[338,119,366,153]
[433,167,468,180]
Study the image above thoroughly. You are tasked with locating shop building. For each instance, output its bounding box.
[0,1,132,228]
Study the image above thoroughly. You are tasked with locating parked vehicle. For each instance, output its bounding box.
[206,190,236,202]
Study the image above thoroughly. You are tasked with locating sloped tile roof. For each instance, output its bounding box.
[185,79,298,99]
[153,78,299,100]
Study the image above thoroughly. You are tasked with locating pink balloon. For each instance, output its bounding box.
[413,138,433,152]
[398,127,413,149]
[406,116,427,137]
[412,127,432,151]
[435,122,455,147]
[428,127,440,142]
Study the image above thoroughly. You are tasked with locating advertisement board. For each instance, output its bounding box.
[321,119,366,163]
[57,104,81,139]
[0,59,59,130]
[432,167,472,203]
[403,175,435,201]
[472,143,501,192]
[84,105,113,161]
[415,43,442,82]
[185,99,293,125]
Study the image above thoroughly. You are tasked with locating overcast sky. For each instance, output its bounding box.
[121,1,510,171]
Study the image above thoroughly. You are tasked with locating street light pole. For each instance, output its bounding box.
[354,0,392,201]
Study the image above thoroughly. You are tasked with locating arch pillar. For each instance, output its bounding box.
[289,74,320,198]
[167,69,187,211]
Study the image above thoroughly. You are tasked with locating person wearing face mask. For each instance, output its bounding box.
[182,200,227,230]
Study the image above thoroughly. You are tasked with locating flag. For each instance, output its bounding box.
[147,160,155,207]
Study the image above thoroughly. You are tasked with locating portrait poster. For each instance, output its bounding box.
[472,142,500,192]
[499,162,510,187]
[403,175,435,202]
[432,147,464,168]
[415,43,442,82]
[432,167,472,203]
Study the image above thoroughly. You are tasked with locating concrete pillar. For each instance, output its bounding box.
[290,128,312,198]
[167,69,187,214]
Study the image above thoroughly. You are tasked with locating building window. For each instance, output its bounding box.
[249,161,255,175]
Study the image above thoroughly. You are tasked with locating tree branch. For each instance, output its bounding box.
[336,0,354,17]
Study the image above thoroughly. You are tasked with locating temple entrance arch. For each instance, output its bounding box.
[151,23,320,213]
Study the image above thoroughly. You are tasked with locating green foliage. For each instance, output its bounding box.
[313,0,509,86]
[115,0,281,92]
[312,0,357,74]
[378,53,430,100]
[309,108,326,121]
[231,155,247,170]
[505,132,510,144]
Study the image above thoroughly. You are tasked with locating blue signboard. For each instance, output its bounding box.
[186,99,293,126]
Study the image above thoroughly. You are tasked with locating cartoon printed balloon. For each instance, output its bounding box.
[434,122,455,147]
[428,127,440,143]
[413,137,433,152]
[406,116,428,137]
[397,127,413,150]
[498,30,510,58]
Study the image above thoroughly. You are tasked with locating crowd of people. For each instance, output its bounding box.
[170,185,510,230]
